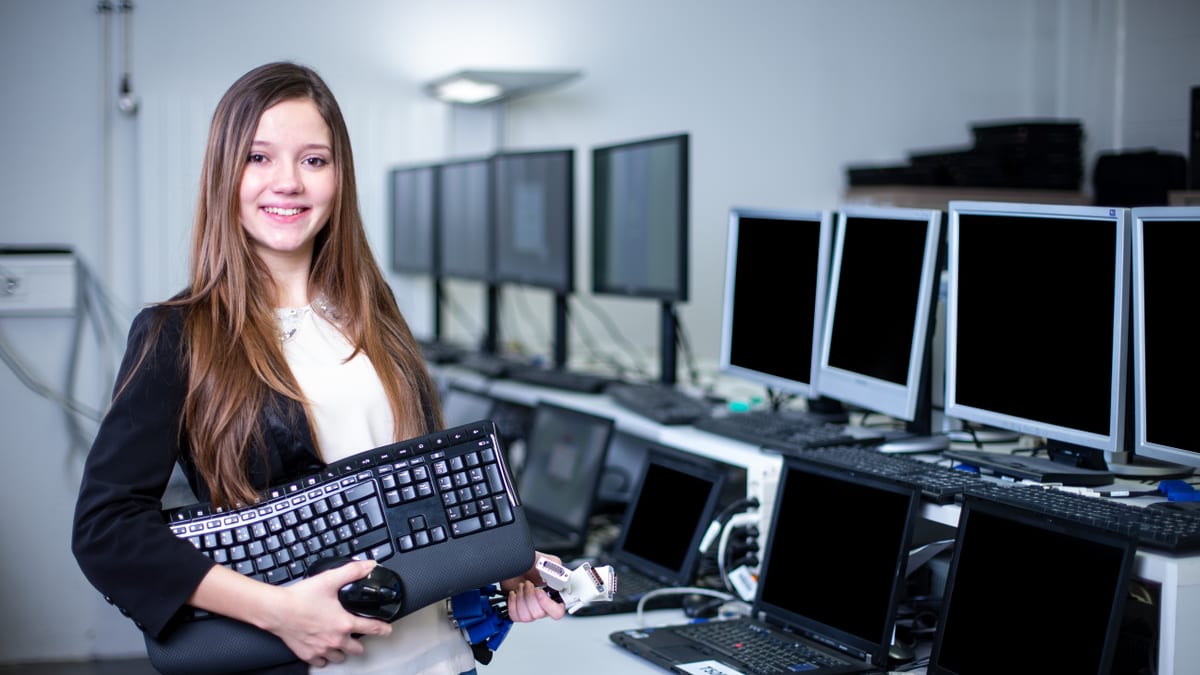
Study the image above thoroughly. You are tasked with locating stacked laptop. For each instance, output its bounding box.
[611,455,922,674]
[571,443,733,616]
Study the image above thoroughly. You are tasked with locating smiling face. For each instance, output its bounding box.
[238,98,336,278]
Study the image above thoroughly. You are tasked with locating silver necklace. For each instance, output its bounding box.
[276,295,339,343]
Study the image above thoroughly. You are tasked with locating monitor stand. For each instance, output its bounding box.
[1106,455,1195,480]
[1048,441,1195,480]
[876,431,951,455]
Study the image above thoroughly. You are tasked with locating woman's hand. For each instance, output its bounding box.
[266,560,393,667]
[500,552,567,623]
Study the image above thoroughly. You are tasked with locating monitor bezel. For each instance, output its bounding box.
[719,206,834,399]
[491,147,576,293]
[590,132,690,302]
[1131,205,1200,468]
[944,200,1129,455]
[815,205,943,422]
[435,155,494,283]
[387,161,440,276]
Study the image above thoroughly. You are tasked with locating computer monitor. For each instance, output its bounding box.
[492,148,574,293]
[816,205,943,437]
[719,207,835,404]
[437,156,492,283]
[491,148,574,367]
[388,162,438,276]
[435,156,496,353]
[945,201,1139,471]
[591,132,689,384]
[1130,206,1200,474]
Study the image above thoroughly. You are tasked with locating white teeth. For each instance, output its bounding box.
[264,207,302,216]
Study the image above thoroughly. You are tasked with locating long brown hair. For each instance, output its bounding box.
[166,61,440,508]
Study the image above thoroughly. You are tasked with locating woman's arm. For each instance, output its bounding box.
[188,560,392,667]
[72,307,217,638]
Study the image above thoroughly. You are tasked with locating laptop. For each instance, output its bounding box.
[439,383,496,427]
[572,443,730,616]
[611,456,920,674]
[516,402,615,557]
[927,493,1138,675]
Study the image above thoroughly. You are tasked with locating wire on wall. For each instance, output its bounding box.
[0,257,125,460]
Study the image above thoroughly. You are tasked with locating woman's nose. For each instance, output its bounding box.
[271,162,302,193]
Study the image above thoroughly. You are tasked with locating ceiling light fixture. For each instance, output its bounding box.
[423,69,582,105]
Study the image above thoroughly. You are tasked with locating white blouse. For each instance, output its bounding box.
[278,305,474,675]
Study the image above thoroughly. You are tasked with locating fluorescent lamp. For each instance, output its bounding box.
[423,69,581,105]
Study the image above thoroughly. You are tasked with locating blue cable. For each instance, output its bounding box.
[449,585,513,664]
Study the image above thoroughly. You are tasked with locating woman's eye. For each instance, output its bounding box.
[303,156,329,168]
[247,153,268,164]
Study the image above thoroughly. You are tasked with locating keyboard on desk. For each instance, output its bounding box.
[693,409,885,451]
[802,445,988,504]
[507,365,615,393]
[604,382,714,425]
[456,352,528,378]
[418,339,465,365]
[164,419,534,616]
[963,483,1200,554]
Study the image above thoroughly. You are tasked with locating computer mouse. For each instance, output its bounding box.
[306,556,404,622]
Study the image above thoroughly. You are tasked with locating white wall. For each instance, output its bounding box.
[1,0,1197,663]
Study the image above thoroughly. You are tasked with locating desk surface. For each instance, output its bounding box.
[480,608,682,674]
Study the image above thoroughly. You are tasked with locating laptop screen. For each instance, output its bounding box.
[439,384,495,428]
[756,458,920,665]
[613,445,727,584]
[927,495,1137,675]
[515,403,614,533]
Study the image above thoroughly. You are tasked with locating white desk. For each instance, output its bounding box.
[436,365,1200,674]
[480,609,681,674]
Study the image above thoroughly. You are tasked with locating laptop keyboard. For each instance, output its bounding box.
[676,621,850,673]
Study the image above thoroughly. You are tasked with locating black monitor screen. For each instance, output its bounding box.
[592,133,689,301]
[492,149,574,292]
[817,206,942,422]
[720,208,832,398]
[389,163,437,275]
[928,496,1135,675]
[1132,207,1200,469]
[437,157,492,282]
[946,201,1127,454]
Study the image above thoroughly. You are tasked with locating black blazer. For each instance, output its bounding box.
[72,303,437,657]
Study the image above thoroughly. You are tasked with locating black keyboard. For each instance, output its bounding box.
[675,621,850,672]
[963,483,1200,554]
[605,382,714,425]
[802,445,989,504]
[456,352,528,378]
[164,419,534,613]
[507,365,615,393]
[418,339,465,365]
[693,410,885,451]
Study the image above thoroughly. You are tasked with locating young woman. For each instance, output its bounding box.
[72,61,563,675]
